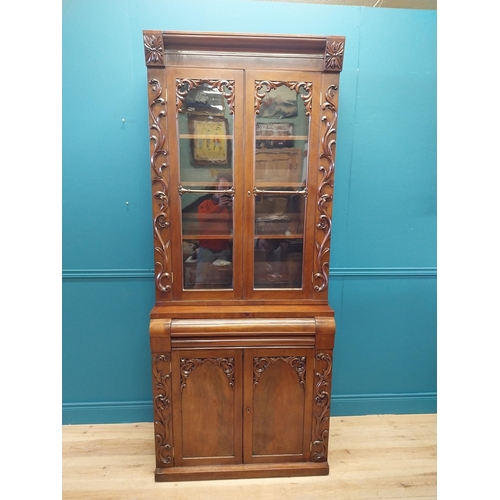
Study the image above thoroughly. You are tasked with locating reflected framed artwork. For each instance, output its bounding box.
[189,116,231,167]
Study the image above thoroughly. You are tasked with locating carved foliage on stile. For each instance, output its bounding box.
[180,357,235,392]
[311,352,332,461]
[324,39,344,72]
[144,33,164,66]
[254,81,313,116]
[175,79,236,115]
[314,84,338,293]
[152,354,173,466]
[149,78,171,294]
[253,356,306,388]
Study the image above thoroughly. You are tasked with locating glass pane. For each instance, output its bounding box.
[253,82,309,289]
[177,81,234,290]
[254,194,304,289]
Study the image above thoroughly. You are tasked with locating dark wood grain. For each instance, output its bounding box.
[144,30,343,481]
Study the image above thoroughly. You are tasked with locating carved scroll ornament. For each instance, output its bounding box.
[311,352,332,461]
[149,78,171,294]
[152,354,173,466]
[314,84,338,293]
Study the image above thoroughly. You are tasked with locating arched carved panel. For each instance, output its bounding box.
[180,357,235,392]
[175,79,236,115]
[253,356,306,388]
[254,80,313,116]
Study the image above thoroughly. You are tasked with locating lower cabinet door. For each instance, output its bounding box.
[171,349,243,466]
[171,347,314,467]
[243,348,314,463]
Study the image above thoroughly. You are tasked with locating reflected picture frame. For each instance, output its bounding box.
[255,122,294,149]
[184,85,225,116]
[189,116,231,167]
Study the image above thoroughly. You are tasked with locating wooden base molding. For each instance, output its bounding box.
[155,461,329,482]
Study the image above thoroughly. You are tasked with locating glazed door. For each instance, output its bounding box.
[243,71,322,300]
[243,348,314,463]
[168,68,245,300]
[171,349,243,466]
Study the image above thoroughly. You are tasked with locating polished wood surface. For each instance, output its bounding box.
[62,414,437,499]
[144,31,343,481]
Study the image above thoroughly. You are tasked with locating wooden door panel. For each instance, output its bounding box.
[172,349,242,466]
[243,348,314,463]
[252,357,305,455]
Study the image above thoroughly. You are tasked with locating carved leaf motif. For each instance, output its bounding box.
[325,40,344,71]
[144,34,164,66]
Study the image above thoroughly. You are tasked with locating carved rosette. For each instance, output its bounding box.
[314,84,338,293]
[324,38,345,72]
[253,356,306,387]
[148,78,172,294]
[152,354,173,466]
[311,352,332,461]
[254,81,312,116]
[175,79,236,115]
[180,357,235,392]
[144,33,165,67]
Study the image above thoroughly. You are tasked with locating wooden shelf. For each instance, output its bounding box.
[255,135,308,141]
[254,234,303,239]
[183,234,233,240]
[180,134,233,140]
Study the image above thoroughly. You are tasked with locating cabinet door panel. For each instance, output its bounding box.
[243,71,321,300]
[171,349,242,466]
[167,68,245,301]
[243,348,314,463]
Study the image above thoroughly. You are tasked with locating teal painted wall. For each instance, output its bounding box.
[62,0,436,423]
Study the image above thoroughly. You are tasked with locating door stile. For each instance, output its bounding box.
[166,69,183,300]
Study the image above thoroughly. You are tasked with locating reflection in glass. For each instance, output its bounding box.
[254,193,304,289]
[177,80,234,290]
[253,82,310,289]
